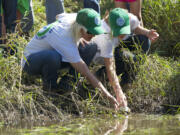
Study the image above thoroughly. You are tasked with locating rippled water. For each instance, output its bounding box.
[0,114,180,135]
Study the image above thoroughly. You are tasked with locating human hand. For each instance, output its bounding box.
[116,93,131,113]
[79,38,89,47]
[147,29,159,43]
[112,94,128,112]
[116,91,128,108]
[106,95,120,111]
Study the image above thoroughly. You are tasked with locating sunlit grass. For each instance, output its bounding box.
[143,0,180,57]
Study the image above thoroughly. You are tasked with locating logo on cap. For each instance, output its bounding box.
[94,17,100,25]
[116,17,125,27]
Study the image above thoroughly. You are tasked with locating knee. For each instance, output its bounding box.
[89,42,98,53]
[140,35,151,53]
[79,42,98,56]
[46,50,62,67]
[134,35,151,53]
[79,43,98,65]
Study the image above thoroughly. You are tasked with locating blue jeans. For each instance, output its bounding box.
[23,50,62,89]
[95,35,150,85]
[79,42,98,66]
[23,44,98,90]
[118,35,151,53]
[45,0,64,24]
[61,42,98,80]
[84,0,100,14]
[114,35,151,85]
[0,0,17,33]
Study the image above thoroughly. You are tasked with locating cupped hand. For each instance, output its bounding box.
[107,95,120,111]
[148,29,159,43]
[110,94,129,112]
[115,89,128,107]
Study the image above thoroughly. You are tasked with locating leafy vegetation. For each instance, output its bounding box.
[143,0,180,57]
[0,0,179,125]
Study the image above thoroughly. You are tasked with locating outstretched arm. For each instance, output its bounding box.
[134,25,159,43]
[104,57,128,108]
[70,60,119,110]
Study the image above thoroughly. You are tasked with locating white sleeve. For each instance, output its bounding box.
[129,13,140,32]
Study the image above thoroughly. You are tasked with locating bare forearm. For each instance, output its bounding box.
[134,26,159,43]
[108,72,124,96]
[84,70,113,98]
[134,25,150,36]
[71,61,116,100]
[104,58,128,107]
[105,58,124,96]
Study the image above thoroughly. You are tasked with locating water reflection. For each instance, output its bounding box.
[104,116,128,135]
[1,114,180,135]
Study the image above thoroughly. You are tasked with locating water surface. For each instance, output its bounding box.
[0,114,180,135]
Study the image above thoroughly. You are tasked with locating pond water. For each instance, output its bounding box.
[0,114,180,135]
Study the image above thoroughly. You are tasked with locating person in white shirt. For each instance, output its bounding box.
[91,8,158,85]
[22,8,126,111]
[76,8,159,111]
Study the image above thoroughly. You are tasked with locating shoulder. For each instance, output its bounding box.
[128,13,139,24]
[128,13,140,30]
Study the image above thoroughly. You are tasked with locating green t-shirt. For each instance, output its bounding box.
[17,0,30,15]
[0,0,30,15]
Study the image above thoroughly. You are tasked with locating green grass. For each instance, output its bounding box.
[143,0,180,57]
[0,0,179,124]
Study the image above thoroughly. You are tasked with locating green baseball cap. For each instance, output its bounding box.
[109,8,130,37]
[76,8,104,35]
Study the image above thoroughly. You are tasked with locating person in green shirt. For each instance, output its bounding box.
[17,0,34,36]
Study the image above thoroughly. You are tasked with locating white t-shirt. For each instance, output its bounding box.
[92,13,140,64]
[22,13,81,67]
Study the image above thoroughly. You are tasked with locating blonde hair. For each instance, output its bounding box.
[71,22,87,44]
